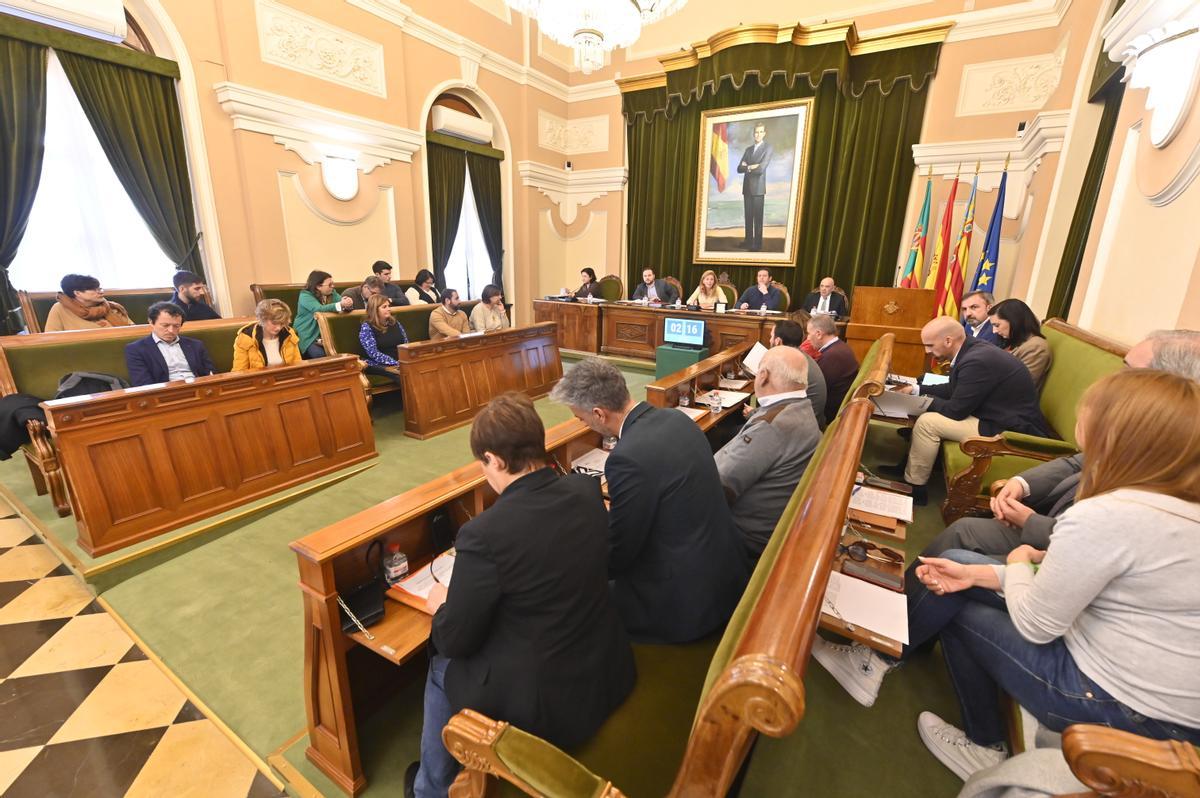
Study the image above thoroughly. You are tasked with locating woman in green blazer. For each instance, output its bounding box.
[295,270,353,358]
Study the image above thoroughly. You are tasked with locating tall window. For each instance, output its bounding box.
[8,51,177,292]
[442,169,494,300]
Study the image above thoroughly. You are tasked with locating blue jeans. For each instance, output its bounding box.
[415,655,459,798]
[303,341,326,359]
[901,549,1004,658]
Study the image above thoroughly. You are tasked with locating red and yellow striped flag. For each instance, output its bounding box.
[926,171,960,317]
[710,123,729,192]
[943,174,978,317]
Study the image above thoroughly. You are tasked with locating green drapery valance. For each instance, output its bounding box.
[426,131,504,161]
[0,12,178,78]
[622,39,941,306]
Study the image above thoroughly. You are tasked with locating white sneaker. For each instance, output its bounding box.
[917,711,1007,781]
[811,637,888,707]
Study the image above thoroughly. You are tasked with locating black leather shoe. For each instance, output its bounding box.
[405,761,419,798]
[911,483,928,506]
[897,427,913,441]
[877,463,906,480]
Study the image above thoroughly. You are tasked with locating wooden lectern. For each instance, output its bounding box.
[844,287,936,376]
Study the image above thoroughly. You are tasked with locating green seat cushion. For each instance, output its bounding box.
[1038,327,1124,444]
[598,280,623,302]
[185,327,239,374]
[7,341,134,399]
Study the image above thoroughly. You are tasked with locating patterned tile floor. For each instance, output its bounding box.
[0,506,287,798]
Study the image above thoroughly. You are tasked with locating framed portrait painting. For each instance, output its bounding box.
[693,98,814,266]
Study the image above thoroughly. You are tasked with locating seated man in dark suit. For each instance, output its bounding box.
[630,267,679,304]
[887,316,1048,504]
[737,268,783,311]
[172,271,221,321]
[806,314,858,421]
[410,393,636,798]
[960,290,999,345]
[769,319,827,427]
[551,358,749,644]
[342,275,383,310]
[802,277,847,318]
[124,302,216,387]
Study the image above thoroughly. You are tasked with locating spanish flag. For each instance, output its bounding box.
[943,173,978,317]
[926,170,960,316]
[710,123,729,193]
[898,175,931,288]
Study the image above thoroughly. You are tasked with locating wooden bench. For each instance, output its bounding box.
[940,319,1128,523]
[315,301,483,397]
[250,280,418,308]
[288,419,607,795]
[443,397,880,797]
[0,318,255,516]
[18,287,175,333]
[644,341,753,432]
[44,356,375,556]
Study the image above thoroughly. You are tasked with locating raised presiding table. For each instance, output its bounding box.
[43,355,376,556]
[395,323,561,439]
[288,419,603,795]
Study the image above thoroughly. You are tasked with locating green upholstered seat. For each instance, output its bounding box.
[716,283,737,304]
[837,338,882,416]
[597,277,623,302]
[183,326,240,374]
[24,289,173,332]
[251,281,418,311]
[318,301,484,354]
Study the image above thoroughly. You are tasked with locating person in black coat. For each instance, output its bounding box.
[889,317,1049,503]
[630,267,679,304]
[124,302,216,386]
[802,277,848,318]
[411,393,636,798]
[172,271,222,322]
[551,358,749,644]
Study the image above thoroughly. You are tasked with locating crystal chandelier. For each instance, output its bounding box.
[506,0,688,75]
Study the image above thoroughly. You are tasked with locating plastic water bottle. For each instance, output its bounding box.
[384,542,409,586]
[708,390,723,413]
[758,304,767,316]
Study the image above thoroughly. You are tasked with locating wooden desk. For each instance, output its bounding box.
[395,323,562,440]
[646,342,755,432]
[601,303,775,359]
[289,419,603,795]
[42,356,376,556]
[532,299,601,353]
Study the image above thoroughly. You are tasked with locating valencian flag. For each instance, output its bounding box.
[943,172,978,317]
[898,174,931,288]
[925,169,960,316]
[971,167,1007,293]
[710,123,729,192]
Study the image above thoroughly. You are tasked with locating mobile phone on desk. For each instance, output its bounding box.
[859,474,913,494]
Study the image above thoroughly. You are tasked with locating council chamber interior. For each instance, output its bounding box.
[0,1,1197,797]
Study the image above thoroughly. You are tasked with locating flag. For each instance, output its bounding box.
[898,176,931,288]
[926,173,960,317]
[942,174,978,317]
[710,123,729,193]
[970,169,1006,293]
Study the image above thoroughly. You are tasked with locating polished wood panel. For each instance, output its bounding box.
[289,419,603,795]
[599,304,775,359]
[43,356,376,556]
[646,342,754,432]
[532,300,601,353]
[844,286,936,376]
[395,323,562,440]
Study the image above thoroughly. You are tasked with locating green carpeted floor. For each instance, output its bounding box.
[0,361,972,797]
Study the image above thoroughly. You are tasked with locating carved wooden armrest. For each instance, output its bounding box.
[444,710,625,798]
[989,479,1008,498]
[25,418,56,464]
[1061,724,1200,797]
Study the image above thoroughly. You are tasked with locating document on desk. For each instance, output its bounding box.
[571,447,610,474]
[393,550,457,610]
[921,372,950,386]
[675,406,709,421]
[824,571,908,644]
[718,377,752,390]
[871,389,933,418]
[849,486,914,523]
[711,390,751,409]
[741,342,769,376]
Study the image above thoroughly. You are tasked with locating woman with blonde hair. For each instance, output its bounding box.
[686,269,721,310]
[232,299,301,370]
[816,369,1200,780]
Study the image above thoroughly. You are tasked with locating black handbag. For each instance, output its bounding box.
[338,540,385,635]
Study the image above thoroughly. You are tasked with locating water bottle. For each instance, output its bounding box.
[758,303,767,316]
[384,542,409,586]
[602,435,618,451]
[708,390,723,413]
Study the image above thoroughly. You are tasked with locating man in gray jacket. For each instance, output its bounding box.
[715,346,821,559]
[922,328,1200,557]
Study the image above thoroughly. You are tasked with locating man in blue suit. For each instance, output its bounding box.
[960,291,1000,345]
[125,302,216,386]
[737,122,773,251]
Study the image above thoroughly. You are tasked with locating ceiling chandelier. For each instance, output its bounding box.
[505,0,688,75]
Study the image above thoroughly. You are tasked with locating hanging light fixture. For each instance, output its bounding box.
[506,0,688,75]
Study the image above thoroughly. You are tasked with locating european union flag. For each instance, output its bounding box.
[971,169,1006,293]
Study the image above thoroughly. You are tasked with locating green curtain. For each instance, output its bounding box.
[466,151,504,291]
[56,50,202,278]
[426,140,467,290]
[0,36,48,334]
[624,41,939,308]
[1047,80,1124,320]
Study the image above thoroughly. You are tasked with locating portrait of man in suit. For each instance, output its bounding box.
[737,122,772,251]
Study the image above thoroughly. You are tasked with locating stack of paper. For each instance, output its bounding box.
[676,406,709,421]
[849,486,914,523]
[871,390,933,419]
[571,448,609,474]
[823,571,909,644]
[741,342,769,376]
[718,377,752,390]
[921,372,950,386]
[391,550,457,611]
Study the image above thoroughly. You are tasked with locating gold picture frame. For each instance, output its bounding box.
[693,97,814,266]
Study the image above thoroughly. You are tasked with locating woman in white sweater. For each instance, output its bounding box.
[817,369,1200,781]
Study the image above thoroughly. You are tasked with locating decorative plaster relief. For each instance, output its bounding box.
[537,111,610,155]
[256,0,386,97]
[518,161,626,225]
[956,40,1067,117]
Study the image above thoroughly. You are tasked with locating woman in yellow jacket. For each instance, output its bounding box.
[232,299,302,370]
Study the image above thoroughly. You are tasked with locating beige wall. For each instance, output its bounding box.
[114,0,1192,342]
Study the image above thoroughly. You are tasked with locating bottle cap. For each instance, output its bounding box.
[387,541,400,552]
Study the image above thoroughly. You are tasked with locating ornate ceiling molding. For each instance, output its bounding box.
[955,40,1067,117]
[256,0,386,97]
[912,110,1070,218]
[518,162,627,225]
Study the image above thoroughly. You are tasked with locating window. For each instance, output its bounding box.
[442,170,495,300]
[8,51,178,292]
